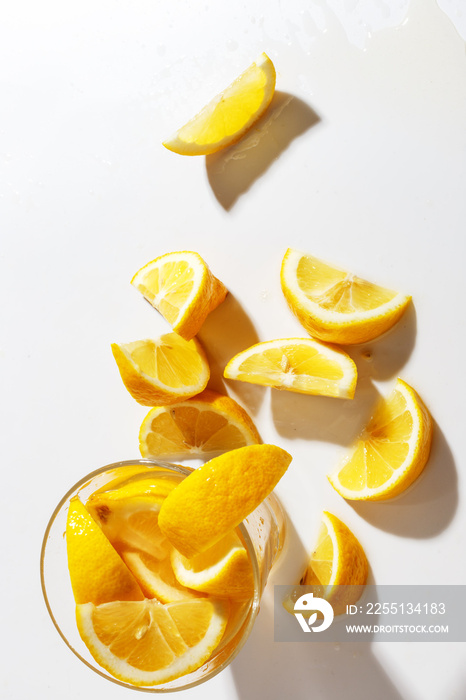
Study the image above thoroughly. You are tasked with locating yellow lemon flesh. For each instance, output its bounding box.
[111,332,210,406]
[163,53,276,156]
[66,497,144,605]
[304,512,368,589]
[86,463,160,496]
[76,471,233,685]
[88,467,179,504]
[122,551,203,603]
[86,471,180,559]
[139,389,261,461]
[328,378,433,500]
[284,512,368,617]
[131,251,227,341]
[303,512,368,616]
[159,444,292,558]
[281,249,411,345]
[76,597,229,686]
[171,530,254,600]
[224,337,357,399]
[87,471,205,603]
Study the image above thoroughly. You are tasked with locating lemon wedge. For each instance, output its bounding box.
[163,53,276,156]
[111,332,210,406]
[281,249,411,344]
[224,338,357,399]
[139,389,261,461]
[86,474,179,559]
[122,551,202,603]
[76,597,229,686]
[171,530,254,600]
[131,251,227,341]
[66,497,144,605]
[328,378,433,500]
[304,512,368,589]
[283,511,368,617]
[159,444,292,558]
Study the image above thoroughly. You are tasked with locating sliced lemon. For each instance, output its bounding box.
[76,597,229,686]
[88,468,180,503]
[328,378,433,501]
[224,338,357,399]
[281,249,411,345]
[122,551,202,603]
[283,512,368,617]
[304,512,368,588]
[159,444,292,558]
[139,389,261,461]
[86,464,158,496]
[87,475,180,559]
[163,53,276,156]
[171,530,254,600]
[66,497,144,605]
[111,332,210,406]
[131,251,227,341]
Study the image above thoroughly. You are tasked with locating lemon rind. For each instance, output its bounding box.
[170,543,252,598]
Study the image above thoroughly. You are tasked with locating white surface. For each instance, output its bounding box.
[1,0,465,698]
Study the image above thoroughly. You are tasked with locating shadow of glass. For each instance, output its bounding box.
[206,92,321,210]
[346,303,417,382]
[271,375,379,446]
[230,594,404,700]
[232,516,383,697]
[267,507,309,587]
[349,422,457,538]
[197,293,266,415]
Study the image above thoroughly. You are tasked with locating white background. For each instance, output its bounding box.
[1,1,465,698]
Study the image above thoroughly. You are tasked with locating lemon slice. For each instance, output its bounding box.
[159,444,292,558]
[76,597,229,686]
[122,551,202,603]
[328,378,433,500]
[88,469,179,504]
[283,512,368,617]
[87,464,159,496]
[66,498,144,605]
[139,389,261,461]
[131,251,227,341]
[111,332,210,406]
[303,512,368,589]
[171,530,254,599]
[281,249,411,345]
[163,53,276,156]
[224,338,357,399]
[87,476,180,559]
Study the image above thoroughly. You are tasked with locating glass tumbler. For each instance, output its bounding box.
[40,459,286,692]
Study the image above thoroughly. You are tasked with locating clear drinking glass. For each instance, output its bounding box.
[40,459,286,692]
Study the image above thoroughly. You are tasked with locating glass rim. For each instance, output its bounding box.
[40,458,262,693]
